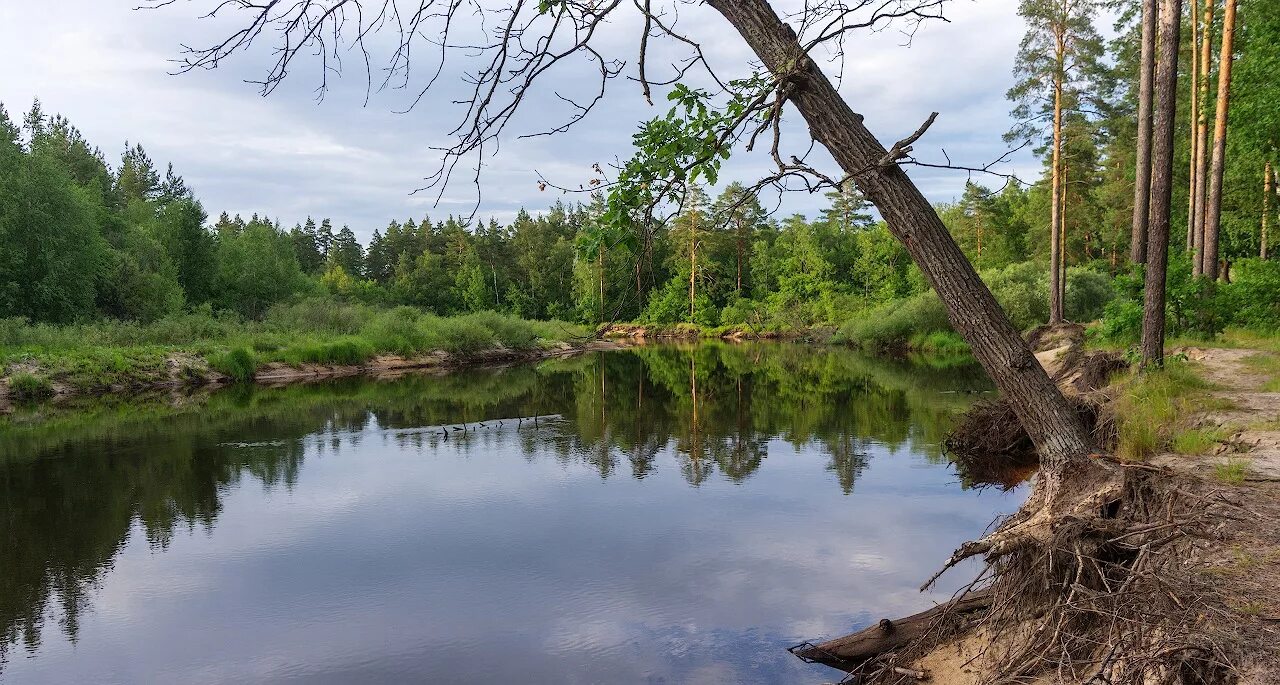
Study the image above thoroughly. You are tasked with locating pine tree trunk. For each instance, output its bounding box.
[1049,47,1065,324]
[736,221,744,294]
[1193,0,1215,276]
[1203,0,1237,281]
[1132,0,1157,263]
[1186,1,1199,252]
[1142,0,1185,370]
[689,211,697,322]
[705,0,1093,468]
[1061,161,1069,316]
[1264,160,1273,259]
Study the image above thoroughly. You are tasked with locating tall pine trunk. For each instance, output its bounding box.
[1264,160,1273,259]
[705,0,1094,469]
[1132,0,1157,263]
[1061,161,1069,314]
[1203,0,1238,281]
[1142,0,1185,370]
[688,210,697,322]
[1186,1,1199,252]
[1192,0,1215,276]
[1049,36,1066,324]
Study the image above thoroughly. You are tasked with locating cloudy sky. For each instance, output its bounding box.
[0,0,1040,243]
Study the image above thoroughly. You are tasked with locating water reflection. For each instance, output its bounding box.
[0,343,1006,683]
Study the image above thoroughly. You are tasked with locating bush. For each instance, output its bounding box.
[1225,258,1280,331]
[210,347,257,382]
[362,306,433,355]
[464,311,539,349]
[983,262,1048,330]
[1064,267,1115,322]
[8,372,54,400]
[719,296,763,326]
[427,315,496,353]
[836,291,949,348]
[264,297,372,335]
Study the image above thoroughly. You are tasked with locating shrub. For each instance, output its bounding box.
[8,372,54,400]
[836,291,949,348]
[264,297,372,335]
[210,347,257,382]
[363,307,433,355]
[427,316,496,353]
[464,311,539,349]
[984,261,1048,330]
[1064,267,1115,322]
[1225,258,1280,331]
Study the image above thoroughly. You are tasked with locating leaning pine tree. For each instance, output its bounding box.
[154,0,1241,679]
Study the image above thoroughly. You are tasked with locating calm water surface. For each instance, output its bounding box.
[0,343,1020,684]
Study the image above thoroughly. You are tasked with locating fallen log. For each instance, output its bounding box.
[790,589,992,671]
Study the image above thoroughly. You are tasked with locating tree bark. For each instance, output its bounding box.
[1132,0,1157,263]
[1193,0,1215,276]
[1142,0,1184,370]
[689,209,698,321]
[1049,27,1066,324]
[1264,160,1273,260]
[791,589,993,669]
[705,0,1094,468]
[1187,0,1199,252]
[1061,161,1069,314]
[1203,0,1238,281]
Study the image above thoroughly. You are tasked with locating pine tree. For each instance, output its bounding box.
[1007,0,1106,323]
[328,226,364,277]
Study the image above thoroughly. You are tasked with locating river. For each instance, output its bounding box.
[0,342,1021,684]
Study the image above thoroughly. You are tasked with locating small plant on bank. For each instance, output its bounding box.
[1169,426,1227,455]
[1213,459,1249,485]
[8,372,55,400]
[210,347,256,382]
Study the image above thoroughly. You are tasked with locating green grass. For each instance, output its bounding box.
[210,348,256,382]
[1169,426,1227,455]
[1114,360,1215,461]
[1213,458,1249,485]
[1,299,587,395]
[8,372,54,400]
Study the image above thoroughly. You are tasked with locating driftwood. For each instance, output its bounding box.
[790,589,992,671]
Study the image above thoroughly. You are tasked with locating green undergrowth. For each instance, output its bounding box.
[1,299,586,395]
[1113,359,1219,461]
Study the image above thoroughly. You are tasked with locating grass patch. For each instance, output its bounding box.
[278,338,375,366]
[1,302,586,398]
[209,348,257,382]
[1114,360,1214,461]
[1169,426,1227,455]
[8,372,54,400]
[1213,458,1249,485]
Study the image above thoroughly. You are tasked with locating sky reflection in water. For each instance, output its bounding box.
[0,343,1022,684]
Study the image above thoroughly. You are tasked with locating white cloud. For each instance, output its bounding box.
[0,0,1035,243]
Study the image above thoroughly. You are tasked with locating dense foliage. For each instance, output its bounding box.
[1,0,1277,352]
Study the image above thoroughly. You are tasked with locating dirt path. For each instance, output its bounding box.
[1163,347,1280,481]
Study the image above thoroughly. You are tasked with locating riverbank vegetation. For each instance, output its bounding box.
[1,301,585,397]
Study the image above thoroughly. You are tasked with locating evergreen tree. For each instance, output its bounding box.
[328,226,364,277]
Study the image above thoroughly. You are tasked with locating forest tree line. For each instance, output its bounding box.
[1,0,1277,340]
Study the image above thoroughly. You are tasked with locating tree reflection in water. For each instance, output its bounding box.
[0,342,990,670]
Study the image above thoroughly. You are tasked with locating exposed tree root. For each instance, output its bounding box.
[866,464,1251,685]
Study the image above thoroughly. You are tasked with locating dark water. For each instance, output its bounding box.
[0,343,1020,684]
